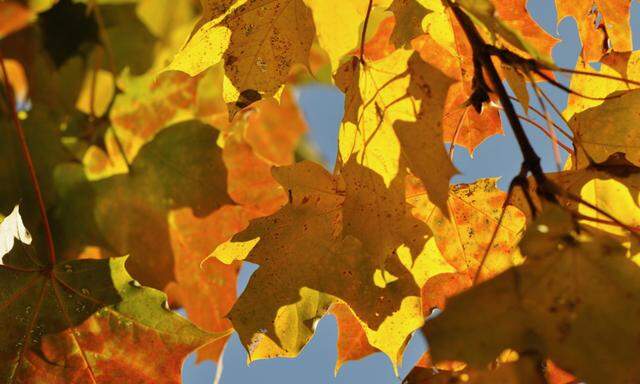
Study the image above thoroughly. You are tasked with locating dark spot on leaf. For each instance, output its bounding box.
[226,54,238,66]
[235,89,262,109]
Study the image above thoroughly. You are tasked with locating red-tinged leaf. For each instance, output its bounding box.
[545,360,577,384]
[412,33,502,153]
[330,303,377,373]
[222,91,307,214]
[359,17,397,62]
[0,2,32,38]
[166,205,254,362]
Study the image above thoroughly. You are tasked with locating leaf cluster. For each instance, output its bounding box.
[1,0,640,383]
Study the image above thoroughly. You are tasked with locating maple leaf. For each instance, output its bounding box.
[0,206,32,263]
[403,352,546,384]
[75,69,114,118]
[410,30,503,153]
[425,207,640,383]
[0,1,32,39]
[363,12,500,152]
[454,0,554,63]
[387,0,429,48]
[5,0,640,380]
[341,160,430,272]
[510,155,640,262]
[108,70,204,161]
[562,52,640,123]
[0,104,74,234]
[361,0,556,152]
[545,360,577,384]
[212,161,422,364]
[0,59,28,107]
[221,91,308,214]
[97,2,157,75]
[0,241,222,383]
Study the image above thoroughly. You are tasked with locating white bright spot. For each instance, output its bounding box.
[537,224,549,233]
[0,205,32,264]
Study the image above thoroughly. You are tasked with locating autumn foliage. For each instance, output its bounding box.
[1,0,639,382]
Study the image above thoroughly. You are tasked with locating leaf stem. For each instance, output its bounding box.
[494,106,574,155]
[359,0,374,65]
[0,50,57,265]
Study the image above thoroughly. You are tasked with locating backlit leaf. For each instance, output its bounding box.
[556,0,631,62]
[569,89,640,167]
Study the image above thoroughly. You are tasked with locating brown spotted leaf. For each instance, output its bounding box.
[408,177,526,284]
[169,0,316,114]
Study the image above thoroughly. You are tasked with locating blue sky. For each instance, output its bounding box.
[183,1,640,382]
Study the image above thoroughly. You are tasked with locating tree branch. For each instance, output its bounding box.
[448,3,560,205]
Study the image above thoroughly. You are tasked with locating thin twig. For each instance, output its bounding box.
[536,89,570,127]
[508,95,573,140]
[89,0,117,74]
[537,86,597,168]
[505,109,574,155]
[0,50,57,265]
[528,79,562,171]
